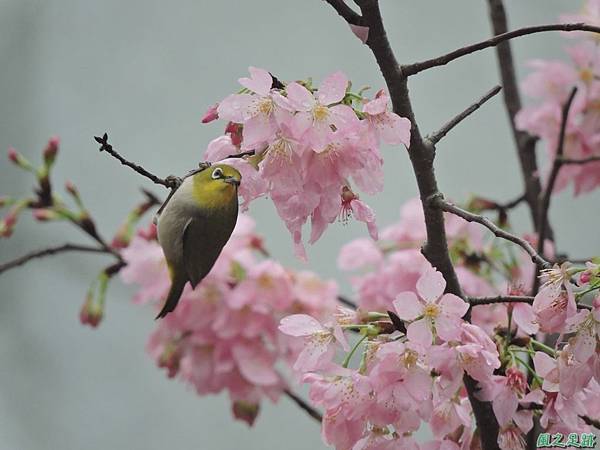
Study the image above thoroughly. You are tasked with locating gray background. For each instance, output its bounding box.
[1,1,598,449]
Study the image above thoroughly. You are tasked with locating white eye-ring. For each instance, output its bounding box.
[211,167,224,179]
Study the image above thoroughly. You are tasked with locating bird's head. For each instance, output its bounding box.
[191,164,241,208]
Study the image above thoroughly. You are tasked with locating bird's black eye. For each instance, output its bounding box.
[211,168,224,179]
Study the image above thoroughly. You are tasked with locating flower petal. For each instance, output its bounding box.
[393,292,422,321]
[416,267,446,303]
[317,71,348,105]
[279,314,324,336]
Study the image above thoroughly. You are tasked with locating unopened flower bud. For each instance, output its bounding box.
[137,222,158,241]
[32,208,58,221]
[111,224,131,249]
[580,271,592,284]
[201,103,219,123]
[7,147,32,170]
[43,136,60,167]
[225,122,243,146]
[232,401,260,426]
[0,207,19,237]
[65,180,78,197]
[79,292,103,328]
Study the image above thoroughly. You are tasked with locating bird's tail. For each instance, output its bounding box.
[155,274,187,319]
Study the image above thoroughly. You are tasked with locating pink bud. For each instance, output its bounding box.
[225,122,243,146]
[593,295,600,309]
[43,136,60,164]
[4,209,18,228]
[201,103,219,123]
[7,147,19,164]
[580,271,591,284]
[32,209,57,221]
[137,222,158,241]
[79,295,103,328]
[65,180,78,196]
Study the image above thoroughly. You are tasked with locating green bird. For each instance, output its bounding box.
[155,164,241,319]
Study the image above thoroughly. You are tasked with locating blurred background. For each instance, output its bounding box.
[1,1,598,449]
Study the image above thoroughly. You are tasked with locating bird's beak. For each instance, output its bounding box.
[223,176,240,187]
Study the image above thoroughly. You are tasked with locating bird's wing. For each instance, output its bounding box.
[182,214,234,288]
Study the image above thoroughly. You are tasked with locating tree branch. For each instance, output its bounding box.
[427,85,502,145]
[403,23,600,76]
[94,133,181,189]
[0,243,110,275]
[324,1,501,448]
[486,0,544,233]
[581,414,600,429]
[337,295,357,309]
[283,388,322,423]
[468,295,534,306]
[559,155,600,165]
[533,87,578,291]
[322,0,362,25]
[431,195,551,269]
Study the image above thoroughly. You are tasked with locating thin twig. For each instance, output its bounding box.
[337,295,357,309]
[431,194,551,269]
[323,1,498,447]
[0,243,110,275]
[322,0,362,25]
[559,155,600,165]
[94,133,179,189]
[283,389,322,423]
[469,295,593,310]
[581,414,600,429]
[487,0,544,238]
[403,23,600,76]
[427,85,502,145]
[468,295,534,306]
[533,87,578,291]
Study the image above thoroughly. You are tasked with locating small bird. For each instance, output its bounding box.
[155,163,241,319]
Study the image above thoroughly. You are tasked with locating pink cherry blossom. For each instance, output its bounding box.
[120,236,170,304]
[279,314,349,372]
[363,89,411,146]
[393,268,469,347]
[284,71,353,151]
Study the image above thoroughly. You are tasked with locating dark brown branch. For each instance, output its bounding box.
[337,295,357,309]
[432,195,551,269]
[559,155,600,165]
[283,388,322,423]
[224,150,255,159]
[581,414,600,429]
[468,295,534,306]
[403,23,600,76]
[322,0,362,25]
[0,243,110,275]
[94,133,180,189]
[324,1,500,447]
[486,0,544,233]
[533,87,578,291]
[427,85,502,145]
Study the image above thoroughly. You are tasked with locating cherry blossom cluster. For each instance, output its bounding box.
[120,215,341,425]
[201,67,411,258]
[280,262,600,450]
[336,197,540,334]
[516,0,600,195]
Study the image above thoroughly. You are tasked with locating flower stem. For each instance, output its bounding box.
[342,334,368,368]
